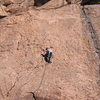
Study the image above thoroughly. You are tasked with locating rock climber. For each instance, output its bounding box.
[45,48,53,63]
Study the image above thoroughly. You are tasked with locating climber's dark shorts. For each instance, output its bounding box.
[45,52,52,63]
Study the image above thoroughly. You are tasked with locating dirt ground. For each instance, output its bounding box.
[0,4,100,100]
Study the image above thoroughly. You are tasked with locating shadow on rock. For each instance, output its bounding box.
[81,0,100,5]
[0,16,6,19]
[34,0,51,7]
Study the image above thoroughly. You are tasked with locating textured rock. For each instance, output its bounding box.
[70,0,81,3]
[0,0,100,100]
[34,0,81,8]
[0,0,34,14]
[6,4,22,14]
[0,0,14,6]
[0,3,100,100]
[0,5,8,17]
[0,0,95,15]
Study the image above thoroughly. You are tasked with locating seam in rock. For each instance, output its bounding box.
[6,81,17,97]
[81,5,100,86]
[81,6,100,58]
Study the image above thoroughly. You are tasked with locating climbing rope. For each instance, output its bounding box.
[28,62,48,100]
[34,63,48,93]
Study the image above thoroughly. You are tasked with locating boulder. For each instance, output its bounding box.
[34,0,82,9]
[35,0,67,9]
[6,0,34,14]
[0,0,14,6]
[6,4,23,14]
[0,5,8,17]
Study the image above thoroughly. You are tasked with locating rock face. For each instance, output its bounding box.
[0,1,100,100]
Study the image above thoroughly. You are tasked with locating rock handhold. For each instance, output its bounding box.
[0,5,8,18]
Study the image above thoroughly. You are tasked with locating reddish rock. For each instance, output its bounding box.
[0,1,99,100]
